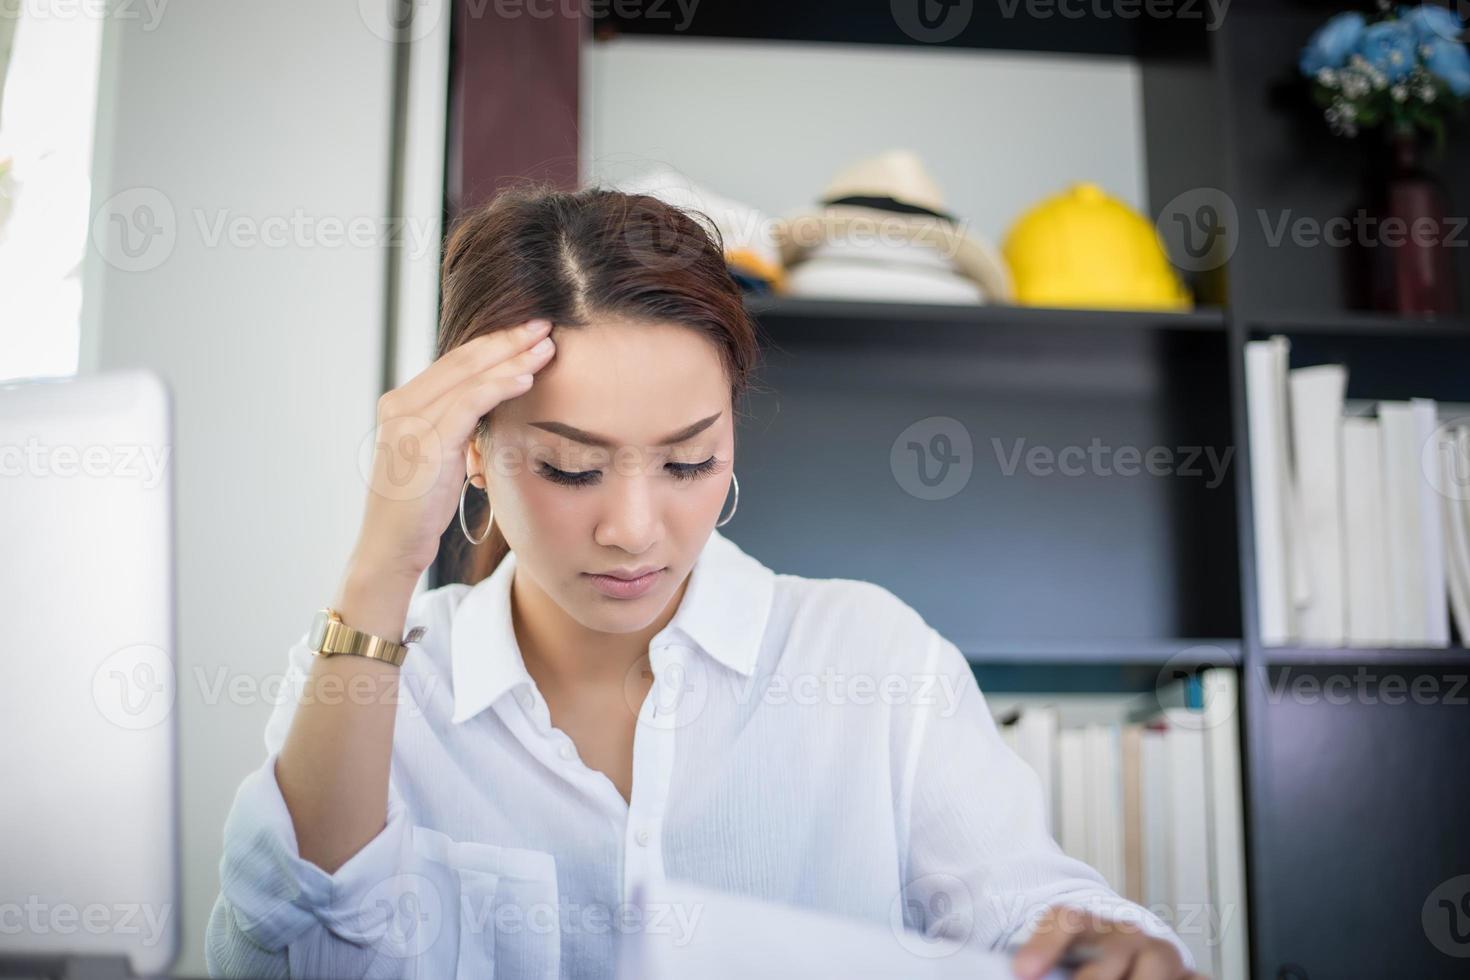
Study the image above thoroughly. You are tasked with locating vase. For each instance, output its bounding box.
[1354,127,1459,316]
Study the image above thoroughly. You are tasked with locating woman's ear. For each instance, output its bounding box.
[465,434,486,490]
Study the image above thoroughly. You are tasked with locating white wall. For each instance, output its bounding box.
[82,3,402,974]
[583,36,1148,249]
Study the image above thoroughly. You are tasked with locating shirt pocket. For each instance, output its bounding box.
[411,825,562,980]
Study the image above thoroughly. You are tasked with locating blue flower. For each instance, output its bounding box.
[1357,20,1419,81]
[1424,35,1470,95]
[1300,11,1366,74]
[1399,5,1464,45]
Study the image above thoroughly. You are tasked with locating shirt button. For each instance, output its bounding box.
[520,690,534,710]
[559,743,575,760]
[635,828,651,846]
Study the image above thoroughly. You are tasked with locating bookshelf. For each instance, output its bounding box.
[446,0,1470,975]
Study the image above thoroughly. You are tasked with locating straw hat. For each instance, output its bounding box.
[773,149,1014,303]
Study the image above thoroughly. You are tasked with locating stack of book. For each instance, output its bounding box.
[996,672,1247,980]
[1245,335,1470,647]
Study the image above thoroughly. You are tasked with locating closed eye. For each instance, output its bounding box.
[536,456,722,488]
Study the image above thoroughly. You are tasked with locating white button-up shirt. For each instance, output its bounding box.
[205,529,1189,978]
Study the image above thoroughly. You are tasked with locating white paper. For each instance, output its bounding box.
[615,876,1067,979]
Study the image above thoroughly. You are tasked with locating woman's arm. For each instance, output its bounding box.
[897,626,1200,979]
[273,560,418,874]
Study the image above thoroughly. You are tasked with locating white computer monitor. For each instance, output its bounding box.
[0,369,180,977]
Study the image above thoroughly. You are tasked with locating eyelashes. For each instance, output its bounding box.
[535,456,722,488]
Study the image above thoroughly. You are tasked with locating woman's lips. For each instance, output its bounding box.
[583,567,664,599]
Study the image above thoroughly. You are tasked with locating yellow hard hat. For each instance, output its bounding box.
[1001,182,1191,311]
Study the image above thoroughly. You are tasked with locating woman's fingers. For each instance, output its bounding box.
[423,330,556,432]
[1011,906,1086,979]
[396,319,553,410]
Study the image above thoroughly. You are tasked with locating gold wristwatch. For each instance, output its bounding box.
[307,607,423,667]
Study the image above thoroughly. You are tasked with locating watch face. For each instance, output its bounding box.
[308,610,330,652]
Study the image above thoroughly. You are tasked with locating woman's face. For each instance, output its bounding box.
[468,317,735,634]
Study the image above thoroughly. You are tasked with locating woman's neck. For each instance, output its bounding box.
[509,565,691,696]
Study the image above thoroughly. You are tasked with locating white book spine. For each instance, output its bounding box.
[1140,728,1171,913]
[1381,402,1431,645]
[1246,338,1296,644]
[1288,365,1348,644]
[1202,672,1248,980]
[1342,418,1393,645]
[1411,399,1450,646]
[1164,714,1214,974]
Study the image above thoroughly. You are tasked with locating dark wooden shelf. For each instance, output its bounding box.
[745,294,1227,334]
[1260,645,1470,668]
[1246,311,1470,338]
[962,638,1240,667]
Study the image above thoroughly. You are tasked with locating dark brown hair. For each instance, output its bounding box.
[436,180,766,584]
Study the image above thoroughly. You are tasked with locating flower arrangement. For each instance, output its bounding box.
[1299,3,1470,143]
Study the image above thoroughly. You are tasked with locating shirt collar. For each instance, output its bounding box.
[449,528,775,725]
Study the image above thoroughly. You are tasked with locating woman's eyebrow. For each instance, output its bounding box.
[527,412,722,448]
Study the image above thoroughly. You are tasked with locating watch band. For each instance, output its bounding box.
[307,607,421,667]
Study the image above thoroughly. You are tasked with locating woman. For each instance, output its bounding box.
[205,185,1202,979]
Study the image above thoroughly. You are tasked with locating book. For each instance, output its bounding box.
[1202,671,1248,980]
[1013,707,1059,835]
[1288,364,1348,644]
[1120,724,1144,905]
[1440,426,1470,643]
[1342,417,1393,645]
[1057,728,1087,864]
[1163,710,1213,975]
[1245,337,1297,644]
[1140,726,1171,913]
[1380,401,1447,645]
[1412,399,1451,646]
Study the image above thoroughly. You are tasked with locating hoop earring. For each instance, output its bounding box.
[715,472,739,528]
[460,475,493,545]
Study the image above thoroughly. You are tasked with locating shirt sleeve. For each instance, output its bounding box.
[204,629,436,979]
[897,626,1194,970]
